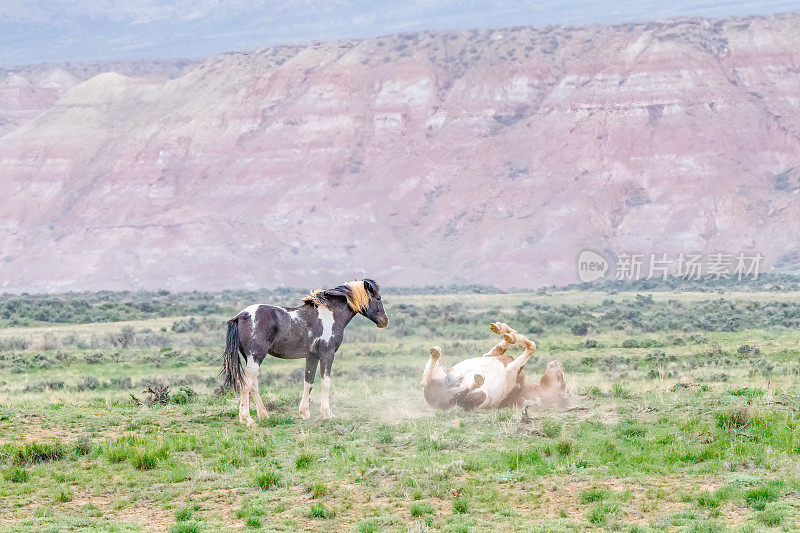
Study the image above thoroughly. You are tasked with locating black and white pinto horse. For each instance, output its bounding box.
[221,279,388,426]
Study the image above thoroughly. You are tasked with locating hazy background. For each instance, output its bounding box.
[3,0,800,65]
[2,1,800,292]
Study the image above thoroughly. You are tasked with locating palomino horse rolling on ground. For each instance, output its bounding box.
[421,323,568,410]
[221,279,388,426]
[420,324,537,410]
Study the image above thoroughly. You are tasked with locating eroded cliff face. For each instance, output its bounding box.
[1,14,799,292]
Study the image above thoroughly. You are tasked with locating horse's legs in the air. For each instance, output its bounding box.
[421,346,448,386]
[503,333,537,377]
[299,355,319,420]
[485,322,518,357]
[319,353,335,419]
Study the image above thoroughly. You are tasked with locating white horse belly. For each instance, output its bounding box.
[451,357,507,406]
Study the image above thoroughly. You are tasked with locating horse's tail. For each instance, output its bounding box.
[221,318,244,392]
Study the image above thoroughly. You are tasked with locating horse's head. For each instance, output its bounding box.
[359,279,388,328]
[323,279,388,328]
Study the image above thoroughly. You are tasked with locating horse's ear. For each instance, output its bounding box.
[363,279,380,296]
[323,286,350,298]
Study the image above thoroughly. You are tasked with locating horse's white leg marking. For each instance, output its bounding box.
[319,374,334,419]
[246,358,268,419]
[317,306,334,343]
[238,356,257,427]
[299,381,312,420]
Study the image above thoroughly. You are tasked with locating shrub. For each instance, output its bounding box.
[110,377,132,389]
[175,508,192,521]
[584,339,598,348]
[77,375,100,391]
[170,386,194,405]
[84,352,105,364]
[453,498,468,514]
[622,339,639,348]
[143,380,171,405]
[737,344,761,356]
[571,322,589,336]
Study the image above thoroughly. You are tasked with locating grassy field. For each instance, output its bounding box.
[0,291,799,532]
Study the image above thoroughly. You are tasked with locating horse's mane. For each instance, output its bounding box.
[302,290,324,307]
[302,280,371,312]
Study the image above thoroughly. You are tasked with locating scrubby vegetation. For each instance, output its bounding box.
[0,289,799,530]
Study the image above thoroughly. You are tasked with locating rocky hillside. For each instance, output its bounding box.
[2,14,799,292]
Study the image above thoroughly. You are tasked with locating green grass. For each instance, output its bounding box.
[309,502,334,519]
[171,523,201,533]
[54,488,73,503]
[12,442,64,464]
[587,502,618,525]
[410,501,435,517]
[254,470,282,490]
[744,481,784,510]
[1,290,800,530]
[295,452,314,470]
[580,488,610,503]
[3,466,29,482]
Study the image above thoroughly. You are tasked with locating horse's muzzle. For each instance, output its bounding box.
[377,317,389,328]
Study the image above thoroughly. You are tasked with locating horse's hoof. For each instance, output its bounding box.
[256,411,268,420]
[503,333,516,344]
[320,410,335,420]
[241,417,256,428]
[491,322,515,336]
[299,409,310,420]
[429,346,441,360]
